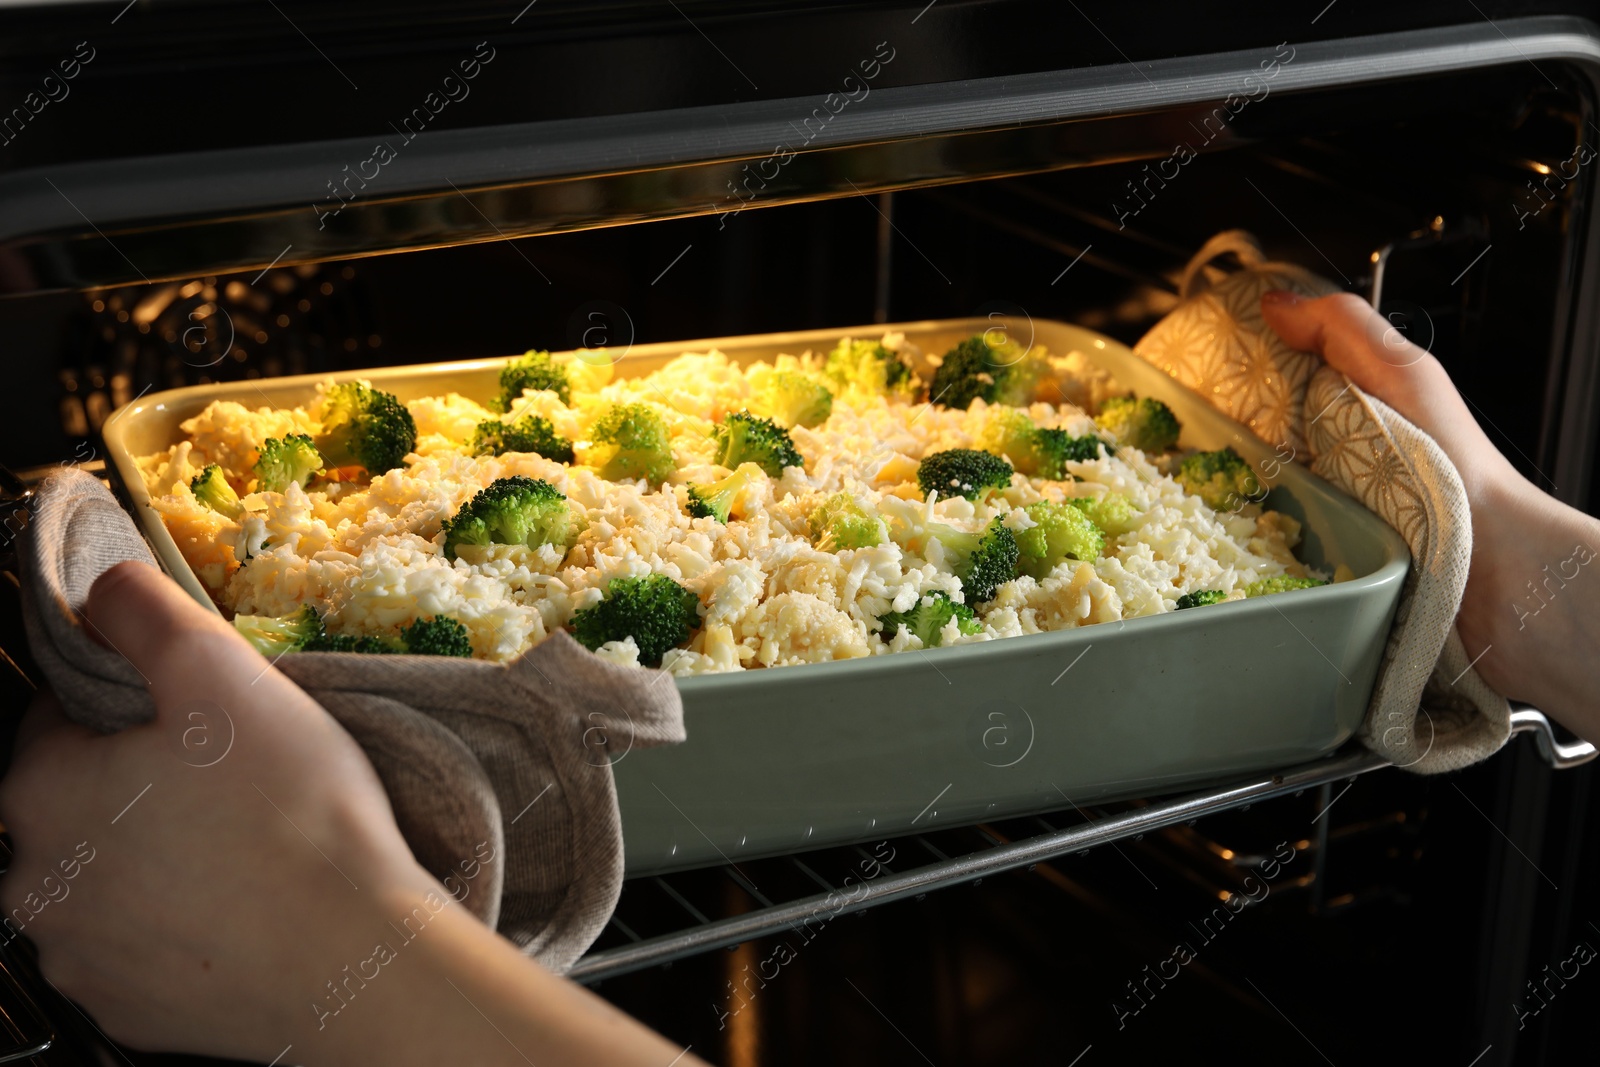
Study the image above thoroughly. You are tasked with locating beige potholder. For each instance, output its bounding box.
[16,468,686,970]
[1135,230,1511,773]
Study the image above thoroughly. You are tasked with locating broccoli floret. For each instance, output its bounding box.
[1015,500,1105,580]
[992,346,1050,409]
[1175,589,1227,610]
[233,605,324,657]
[977,409,1039,471]
[1064,494,1141,537]
[1244,574,1328,598]
[711,411,803,478]
[808,491,884,551]
[751,371,833,429]
[472,415,575,464]
[877,591,981,648]
[1032,428,1105,479]
[824,337,918,400]
[234,605,472,657]
[977,410,1104,480]
[1177,447,1265,511]
[190,464,242,518]
[1095,395,1181,453]
[928,335,1002,410]
[587,402,676,485]
[570,574,701,668]
[494,350,571,412]
[917,449,1013,501]
[397,616,474,657]
[306,632,397,654]
[316,382,417,475]
[685,463,762,523]
[441,476,575,561]
[928,334,1049,410]
[925,517,1019,606]
[253,434,324,494]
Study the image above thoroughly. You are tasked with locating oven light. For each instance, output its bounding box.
[1219,848,1235,860]
[1532,161,1552,174]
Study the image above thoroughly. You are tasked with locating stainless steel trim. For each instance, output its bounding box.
[8,16,1600,293]
[1509,705,1599,768]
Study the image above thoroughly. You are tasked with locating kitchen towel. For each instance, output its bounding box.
[16,467,686,971]
[1133,229,1510,773]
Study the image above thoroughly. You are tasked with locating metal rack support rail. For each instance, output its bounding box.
[572,709,1593,983]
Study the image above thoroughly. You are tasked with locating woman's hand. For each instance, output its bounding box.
[0,560,430,1058]
[1261,291,1600,745]
[0,561,705,1066]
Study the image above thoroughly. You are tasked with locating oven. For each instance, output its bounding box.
[1,2,1599,1064]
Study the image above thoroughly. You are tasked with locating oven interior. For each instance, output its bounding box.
[0,57,1596,1066]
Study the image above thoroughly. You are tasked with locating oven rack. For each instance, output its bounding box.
[571,707,1594,984]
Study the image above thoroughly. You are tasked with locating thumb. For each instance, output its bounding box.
[1259,290,1434,400]
[81,561,290,719]
[83,562,244,676]
[1257,289,1326,352]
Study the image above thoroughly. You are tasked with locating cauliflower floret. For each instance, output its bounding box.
[694,559,766,628]
[138,440,206,497]
[988,561,1121,630]
[592,636,641,668]
[149,492,240,593]
[407,393,496,458]
[734,591,870,666]
[178,400,317,476]
[1249,510,1304,570]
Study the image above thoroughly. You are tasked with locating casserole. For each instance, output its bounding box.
[102,317,1409,874]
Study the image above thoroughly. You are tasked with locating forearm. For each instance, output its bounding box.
[1476,478,1600,743]
[292,882,704,1067]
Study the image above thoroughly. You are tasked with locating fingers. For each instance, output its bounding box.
[0,693,97,928]
[1260,291,1432,404]
[1,691,82,825]
[1260,290,1518,496]
[1257,289,1319,348]
[10,690,80,758]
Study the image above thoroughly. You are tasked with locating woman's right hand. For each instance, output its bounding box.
[1262,291,1600,745]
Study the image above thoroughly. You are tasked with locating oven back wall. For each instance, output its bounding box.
[0,196,882,469]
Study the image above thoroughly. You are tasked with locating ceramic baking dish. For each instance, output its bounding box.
[101,318,1409,876]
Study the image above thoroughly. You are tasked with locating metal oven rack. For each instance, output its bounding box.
[571,708,1596,984]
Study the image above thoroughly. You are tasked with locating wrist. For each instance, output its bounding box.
[265,797,449,1049]
[1464,475,1600,708]
[278,877,467,1062]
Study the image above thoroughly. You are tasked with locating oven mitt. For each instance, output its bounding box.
[15,467,686,971]
[1133,230,1510,773]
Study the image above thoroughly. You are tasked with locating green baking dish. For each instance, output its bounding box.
[101,318,1410,876]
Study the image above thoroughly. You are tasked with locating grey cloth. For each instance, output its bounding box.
[15,468,685,972]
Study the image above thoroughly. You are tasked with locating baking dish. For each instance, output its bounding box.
[101,318,1409,875]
